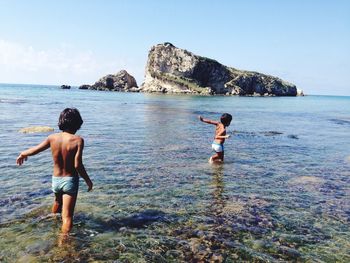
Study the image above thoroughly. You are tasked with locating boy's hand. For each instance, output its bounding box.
[16,153,27,166]
[87,181,93,192]
[225,135,230,139]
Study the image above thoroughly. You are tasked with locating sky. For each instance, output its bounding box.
[0,0,349,95]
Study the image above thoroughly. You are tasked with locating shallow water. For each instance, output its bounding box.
[0,84,349,262]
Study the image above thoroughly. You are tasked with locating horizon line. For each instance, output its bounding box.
[0,82,349,97]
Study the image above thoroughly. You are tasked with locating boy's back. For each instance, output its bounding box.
[49,132,82,177]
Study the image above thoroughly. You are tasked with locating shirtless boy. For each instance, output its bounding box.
[16,108,93,234]
[199,113,232,163]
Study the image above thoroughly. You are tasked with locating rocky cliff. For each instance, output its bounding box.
[141,43,298,96]
[79,70,139,92]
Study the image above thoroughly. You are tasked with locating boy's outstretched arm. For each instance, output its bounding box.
[16,137,51,165]
[199,116,219,125]
[74,138,93,191]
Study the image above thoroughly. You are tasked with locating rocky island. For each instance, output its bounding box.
[79,70,139,92]
[79,43,301,96]
[141,43,299,96]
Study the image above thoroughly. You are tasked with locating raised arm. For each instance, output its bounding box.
[16,136,51,165]
[199,116,219,125]
[74,138,93,191]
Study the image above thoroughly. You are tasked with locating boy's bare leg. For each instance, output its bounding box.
[52,193,62,214]
[210,153,219,163]
[220,151,224,162]
[61,193,77,234]
[211,152,224,163]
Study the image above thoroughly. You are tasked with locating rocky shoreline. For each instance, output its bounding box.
[77,42,303,96]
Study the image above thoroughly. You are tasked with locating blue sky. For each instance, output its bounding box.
[0,0,349,95]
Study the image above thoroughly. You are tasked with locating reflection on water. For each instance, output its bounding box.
[0,85,350,262]
[210,165,226,221]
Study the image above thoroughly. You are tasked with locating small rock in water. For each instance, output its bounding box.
[108,201,116,208]
[289,176,324,185]
[19,126,54,133]
[278,246,301,258]
[252,239,265,250]
[165,249,184,258]
[84,229,98,237]
[25,240,52,255]
[195,249,210,261]
[17,255,38,263]
[193,230,205,238]
[119,227,128,232]
[177,240,190,250]
[211,253,224,262]
[116,243,126,252]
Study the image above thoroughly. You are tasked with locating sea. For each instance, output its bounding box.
[0,84,349,262]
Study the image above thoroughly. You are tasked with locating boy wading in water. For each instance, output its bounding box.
[16,108,93,235]
[199,113,232,163]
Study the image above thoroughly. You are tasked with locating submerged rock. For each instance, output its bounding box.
[141,42,298,96]
[79,70,138,92]
[329,118,350,126]
[289,176,324,184]
[277,246,302,258]
[60,85,71,89]
[106,210,169,229]
[261,131,283,136]
[25,240,52,255]
[19,126,54,133]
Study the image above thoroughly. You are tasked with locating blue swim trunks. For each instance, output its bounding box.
[52,176,79,194]
[212,142,224,153]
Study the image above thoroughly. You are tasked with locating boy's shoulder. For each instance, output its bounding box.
[70,134,83,142]
[48,132,83,141]
[48,133,59,140]
[72,134,84,144]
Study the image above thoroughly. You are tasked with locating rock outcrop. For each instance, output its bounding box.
[61,85,71,89]
[79,70,139,92]
[141,43,298,96]
[297,88,304,96]
[79,84,90,90]
[19,126,54,133]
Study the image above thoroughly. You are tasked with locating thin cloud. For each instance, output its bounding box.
[0,39,133,85]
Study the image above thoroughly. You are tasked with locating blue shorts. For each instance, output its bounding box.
[212,142,224,153]
[52,176,79,194]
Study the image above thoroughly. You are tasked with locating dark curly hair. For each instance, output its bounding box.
[220,113,232,126]
[58,108,83,132]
